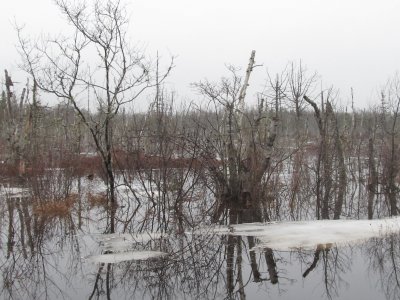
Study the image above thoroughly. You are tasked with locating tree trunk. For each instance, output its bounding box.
[367,130,377,219]
[327,101,346,220]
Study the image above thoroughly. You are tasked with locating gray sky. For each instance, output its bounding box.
[1,0,400,109]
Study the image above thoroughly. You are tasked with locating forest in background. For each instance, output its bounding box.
[1,0,400,234]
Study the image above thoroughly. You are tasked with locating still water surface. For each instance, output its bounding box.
[1,211,399,300]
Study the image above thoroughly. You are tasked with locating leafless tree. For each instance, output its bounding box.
[193,51,283,224]
[17,0,172,232]
[287,61,317,120]
[379,76,400,216]
[1,70,32,180]
[304,91,346,219]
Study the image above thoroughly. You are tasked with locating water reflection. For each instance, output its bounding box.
[365,235,400,300]
[1,196,400,299]
[1,196,81,299]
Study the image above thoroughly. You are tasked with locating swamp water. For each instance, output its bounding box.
[2,212,400,299]
[2,182,400,299]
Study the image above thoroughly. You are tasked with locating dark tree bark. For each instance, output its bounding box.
[367,126,377,219]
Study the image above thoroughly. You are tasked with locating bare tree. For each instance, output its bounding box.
[1,70,31,180]
[287,61,317,120]
[326,101,346,220]
[17,0,172,232]
[367,116,378,219]
[379,76,400,216]
[304,91,346,219]
[194,51,283,224]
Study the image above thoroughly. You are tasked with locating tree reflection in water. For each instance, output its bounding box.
[365,234,400,300]
[1,196,82,299]
[299,243,350,300]
[1,195,400,299]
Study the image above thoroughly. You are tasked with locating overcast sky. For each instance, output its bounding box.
[1,0,400,109]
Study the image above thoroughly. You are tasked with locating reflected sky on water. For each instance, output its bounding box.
[1,200,399,300]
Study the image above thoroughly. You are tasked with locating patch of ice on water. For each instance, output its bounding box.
[87,232,166,264]
[209,217,400,251]
[88,251,167,264]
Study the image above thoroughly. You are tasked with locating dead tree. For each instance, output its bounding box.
[379,77,400,217]
[326,101,346,220]
[1,70,31,179]
[304,94,326,219]
[194,51,281,224]
[287,62,317,219]
[304,93,346,219]
[367,124,378,219]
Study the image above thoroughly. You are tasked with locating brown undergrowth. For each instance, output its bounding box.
[87,192,108,209]
[33,194,78,218]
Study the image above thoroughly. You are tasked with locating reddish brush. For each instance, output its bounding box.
[87,192,108,209]
[33,194,78,218]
